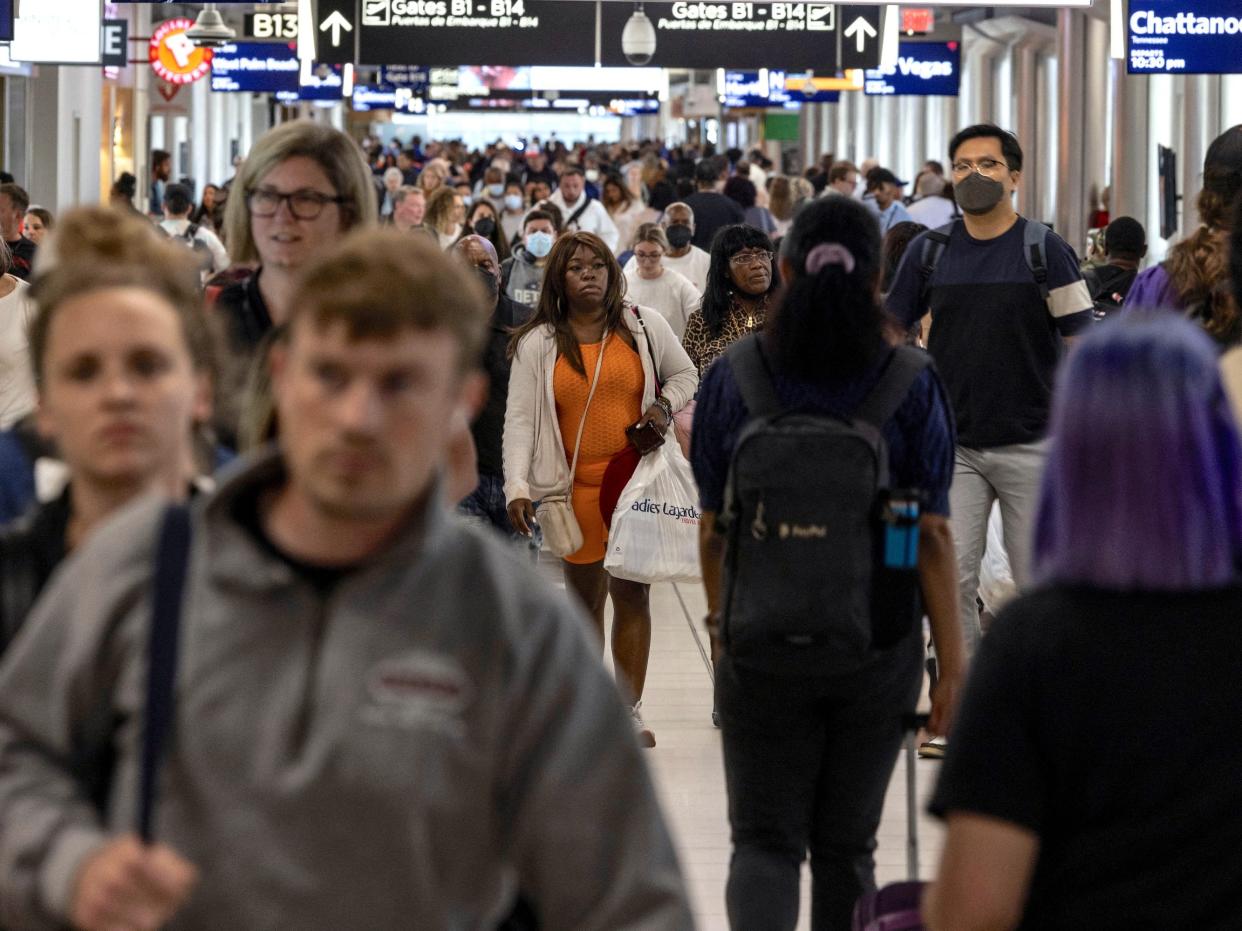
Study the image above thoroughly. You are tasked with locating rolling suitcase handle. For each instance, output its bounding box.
[900,712,930,881]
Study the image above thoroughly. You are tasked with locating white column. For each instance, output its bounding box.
[190,78,210,198]
[1083,15,1110,225]
[1110,58,1149,227]
[1055,9,1088,249]
[1223,76,1242,127]
[1181,74,1220,240]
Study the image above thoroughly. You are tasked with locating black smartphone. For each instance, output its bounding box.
[625,420,665,456]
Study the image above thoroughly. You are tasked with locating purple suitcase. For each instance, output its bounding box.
[851,714,929,931]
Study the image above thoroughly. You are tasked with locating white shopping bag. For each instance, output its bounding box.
[604,441,702,584]
[977,501,1017,615]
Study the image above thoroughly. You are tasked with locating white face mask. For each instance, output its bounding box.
[585,169,600,183]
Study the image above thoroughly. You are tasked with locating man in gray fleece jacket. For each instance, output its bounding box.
[0,230,693,931]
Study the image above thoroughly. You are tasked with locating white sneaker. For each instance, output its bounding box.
[918,735,947,759]
[631,701,656,749]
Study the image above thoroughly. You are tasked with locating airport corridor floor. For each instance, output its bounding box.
[537,556,946,930]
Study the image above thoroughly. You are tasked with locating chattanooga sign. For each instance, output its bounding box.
[1128,0,1242,74]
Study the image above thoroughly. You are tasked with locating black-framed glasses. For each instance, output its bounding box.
[246,187,347,220]
[729,250,774,267]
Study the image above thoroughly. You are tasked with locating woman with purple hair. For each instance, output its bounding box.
[925,313,1242,930]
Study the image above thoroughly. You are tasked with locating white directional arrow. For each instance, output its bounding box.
[320,9,353,47]
[844,15,877,53]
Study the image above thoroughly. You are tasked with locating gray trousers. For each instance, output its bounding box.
[948,442,1046,655]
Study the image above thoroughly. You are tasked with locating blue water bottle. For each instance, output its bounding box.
[882,491,920,570]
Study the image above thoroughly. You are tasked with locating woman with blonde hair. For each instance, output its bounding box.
[215,120,377,446]
[425,185,466,249]
[768,176,796,237]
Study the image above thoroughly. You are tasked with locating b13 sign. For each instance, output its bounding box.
[1127,0,1242,74]
[863,41,959,96]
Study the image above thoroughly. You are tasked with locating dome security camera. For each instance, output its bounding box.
[186,5,236,48]
[622,5,656,66]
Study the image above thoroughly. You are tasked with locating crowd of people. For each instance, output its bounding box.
[0,116,1237,930]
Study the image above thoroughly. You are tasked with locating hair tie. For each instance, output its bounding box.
[804,242,855,275]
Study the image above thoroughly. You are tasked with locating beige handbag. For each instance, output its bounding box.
[537,333,609,558]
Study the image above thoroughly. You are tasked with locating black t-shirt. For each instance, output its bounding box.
[231,483,360,596]
[473,294,532,477]
[931,585,1242,930]
[6,237,36,281]
[214,269,274,353]
[885,218,1092,448]
[683,191,745,251]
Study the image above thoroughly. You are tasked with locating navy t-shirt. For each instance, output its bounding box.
[885,218,1092,448]
[931,585,1242,929]
[691,343,956,516]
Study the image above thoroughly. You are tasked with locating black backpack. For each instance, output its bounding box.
[1082,264,1137,321]
[161,221,215,273]
[718,336,931,676]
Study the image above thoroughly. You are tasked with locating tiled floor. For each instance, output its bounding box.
[542,558,945,930]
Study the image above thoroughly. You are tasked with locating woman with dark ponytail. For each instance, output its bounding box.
[691,194,964,930]
[1125,125,1242,344]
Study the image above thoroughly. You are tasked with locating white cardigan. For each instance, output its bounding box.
[503,306,698,505]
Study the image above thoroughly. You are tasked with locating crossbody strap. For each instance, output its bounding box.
[138,503,192,843]
[566,333,610,494]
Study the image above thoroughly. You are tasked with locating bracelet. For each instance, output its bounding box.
[654,396,674,422]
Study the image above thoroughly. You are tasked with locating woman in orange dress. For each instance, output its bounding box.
[504,231,698,747]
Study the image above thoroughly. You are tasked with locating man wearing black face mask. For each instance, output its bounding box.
[452,235,539,553]
[623,202,710,292]
[885,126,1092,742]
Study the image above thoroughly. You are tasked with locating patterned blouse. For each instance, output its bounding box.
[682,294,768,378]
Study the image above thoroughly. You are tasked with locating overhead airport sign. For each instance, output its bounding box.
[380,65,430,89]
[1127,0,1242,74]
[246,12,300,40]
[0,0,12,43]
[838,5,881,69]
[724,70,839,107]
[102,19,129,68]
[316,0,356,65]
[211,42,300,92]
[600,2,847,70]
[359,0,597,65]
[11,0,101,64]
[864,41,959,95]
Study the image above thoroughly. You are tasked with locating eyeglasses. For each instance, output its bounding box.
[634,250,664,261]
[246,187,347,220]
[951,158,1007,177]
[567,260,609,276]
[729,250,774,268]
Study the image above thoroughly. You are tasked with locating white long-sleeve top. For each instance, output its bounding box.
[547,190,620,253]
[502,305,697,504]
[622,267,701,342]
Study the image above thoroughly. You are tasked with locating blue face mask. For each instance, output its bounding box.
[526,231,553,257]
[488,183,505,198]
[504,193,524,211]
[462,194,473,207]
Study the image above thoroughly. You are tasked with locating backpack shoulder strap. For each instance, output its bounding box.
[918,222,956,307]
[725,334,782,419]
[138,503,192,843]
[854,346,932,430]
[184,222,199,241]
[564,198,592,229]
[1024,220,1051,300]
